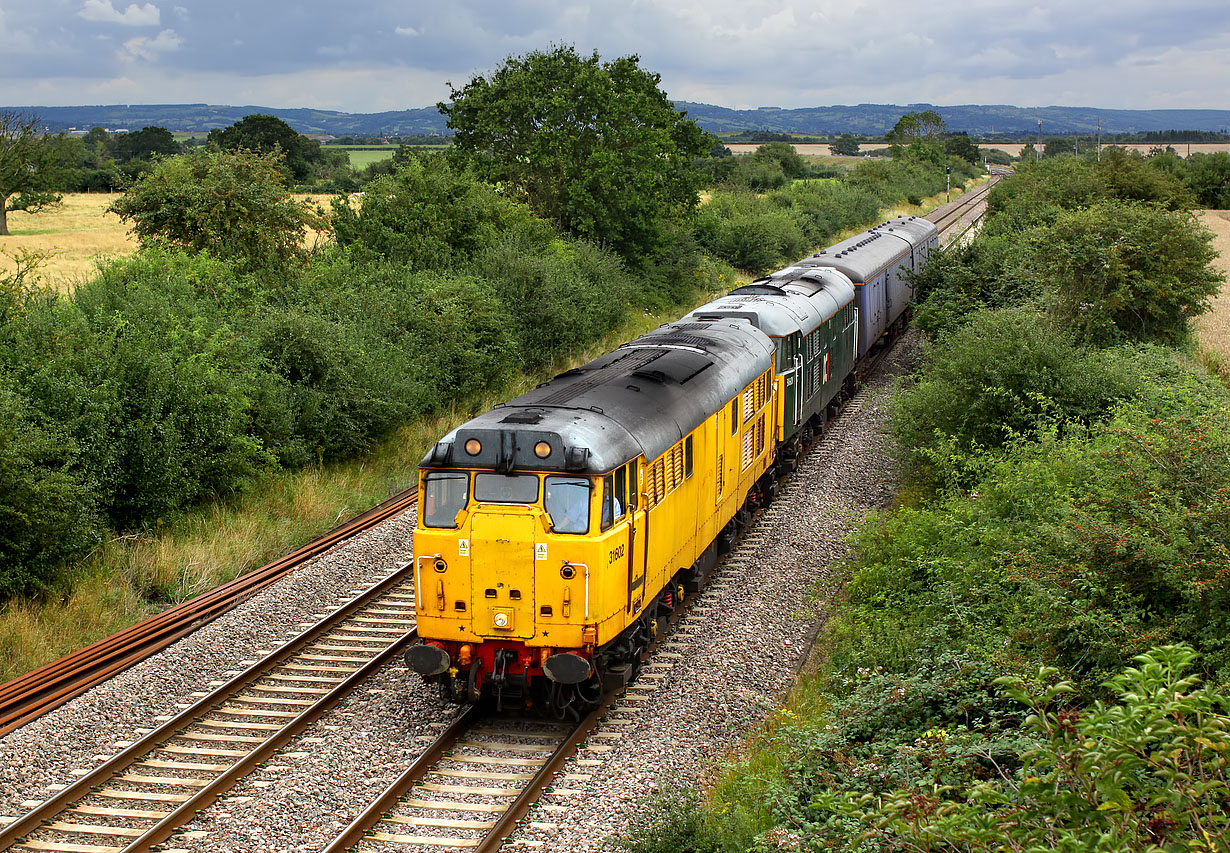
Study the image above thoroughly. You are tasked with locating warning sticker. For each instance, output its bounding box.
[458,539,470,557]
[535,543,548,561]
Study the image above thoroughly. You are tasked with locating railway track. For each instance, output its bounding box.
[0,565,420,853]
[926,176,999,244]
[314,385,874,853]
[0,489,418,737]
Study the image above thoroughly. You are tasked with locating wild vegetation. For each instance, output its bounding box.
[619,144,1230,853]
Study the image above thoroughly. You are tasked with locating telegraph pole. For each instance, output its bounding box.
[1097,118,1102,162]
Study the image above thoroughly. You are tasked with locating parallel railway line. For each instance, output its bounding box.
[1,566,419,853]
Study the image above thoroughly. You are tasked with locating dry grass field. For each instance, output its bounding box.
[0,193,135,289]
[727,142,1230,159]
[0,193,335,292]
[1196,210,1230,362]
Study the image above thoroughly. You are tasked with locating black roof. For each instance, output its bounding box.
[423,318,774,475]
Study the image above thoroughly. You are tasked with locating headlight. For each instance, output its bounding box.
[494,612,509,628]
[465,438,482,455]
[534,441,552,458]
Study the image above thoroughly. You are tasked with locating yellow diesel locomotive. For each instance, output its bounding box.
[406,216,936,716]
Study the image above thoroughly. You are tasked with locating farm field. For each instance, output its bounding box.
[728,141,1230,159]
[0,193,333,291]
[333,145,399,169]
[1196,209,1230,361]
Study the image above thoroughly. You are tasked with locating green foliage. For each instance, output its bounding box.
[108,148,322,276]
[891,308,1149,482]
[693,191,808,274]
[1028,201,1222,346]
[810,646,1230,852]
[207,113,325,182]
[751,142,807,179]
[441,45,709,265]
[944,132,982,164]
[829,134,861,156]
[110,126,180,164]
[1184,152,1230,208]
[0,372,103,598]
[986,150,1194,234]
[331,156,542,270]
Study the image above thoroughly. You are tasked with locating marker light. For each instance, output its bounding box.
[465,438,482,456]
[534,441,552,458]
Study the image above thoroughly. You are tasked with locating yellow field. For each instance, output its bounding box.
[0,193,335,292]
[1196,210,1230,362]
[0,193,135,289]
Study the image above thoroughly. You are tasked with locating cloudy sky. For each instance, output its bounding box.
[2,0,1228,112]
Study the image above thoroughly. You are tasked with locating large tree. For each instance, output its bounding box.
[207,114,322,181]
[440,46,709,263]
[0,112,68,236]
[111,126,181,164]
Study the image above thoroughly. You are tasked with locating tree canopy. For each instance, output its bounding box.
[109,147,322,275]
[111,126,180,164]
[440,46,709,264]
[0,112,70,236]
[207,114,323,181]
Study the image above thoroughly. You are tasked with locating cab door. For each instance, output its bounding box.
[626,461,646,613]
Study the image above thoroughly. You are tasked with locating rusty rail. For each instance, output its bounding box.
[0,487,417,736]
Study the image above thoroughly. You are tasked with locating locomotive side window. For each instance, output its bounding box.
[614,465,627,516]
[423,471,469,528]
[730,400,738,434]
[474,473,539,504]
[545,476,591,534]
[602,466,628,530]
[685,436,693,478]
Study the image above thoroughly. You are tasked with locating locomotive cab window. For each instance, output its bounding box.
[474,473,539,504]
[601,467,628,531]
[546,476,591,534]
[423,471,469,528]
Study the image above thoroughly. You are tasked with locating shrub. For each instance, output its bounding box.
[809,646,1230,852]
[108,147,322,277]
[1023,201,1223,346]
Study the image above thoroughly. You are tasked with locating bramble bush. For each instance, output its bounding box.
[807,646,1230,852]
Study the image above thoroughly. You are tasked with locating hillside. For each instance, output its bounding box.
[11,102,1230,138]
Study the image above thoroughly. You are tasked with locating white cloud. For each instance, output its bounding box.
[395,26,420,37]
[80,0,161,27]
[119,28,182,62]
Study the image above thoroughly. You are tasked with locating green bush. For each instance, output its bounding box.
[108,147,322,277]
[0,381,103,597]
[809,646,1230,852]
[1023,201,1223,346]
[331,156,542,270]
[890,308,1157,485]
[694,192,809,275]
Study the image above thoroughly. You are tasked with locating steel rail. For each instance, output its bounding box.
[0,488,417,736]
[0,562,418,851]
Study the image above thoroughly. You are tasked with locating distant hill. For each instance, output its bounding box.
[11,102,1230,138]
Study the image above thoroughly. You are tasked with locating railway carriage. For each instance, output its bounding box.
[791,216,938,357]
[406,214,938,716]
